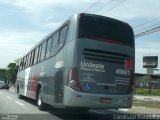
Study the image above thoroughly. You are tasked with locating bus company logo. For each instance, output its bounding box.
[55,61,63,68]
[80,61,105,72]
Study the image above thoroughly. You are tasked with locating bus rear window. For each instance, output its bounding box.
[78,15,134,47]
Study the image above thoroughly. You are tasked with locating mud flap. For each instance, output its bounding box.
[55,69,63,103]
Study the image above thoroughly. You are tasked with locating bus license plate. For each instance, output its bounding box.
[100,97,112,103]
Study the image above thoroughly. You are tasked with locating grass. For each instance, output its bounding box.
[135,88,160,96]
[133,100,160,109]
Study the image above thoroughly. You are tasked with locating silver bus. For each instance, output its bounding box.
[16,13,135,110]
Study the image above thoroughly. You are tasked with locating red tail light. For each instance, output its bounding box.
[124,59,132,70]
[95,38,121,44]
[68,67,82,92]
[80,13,85,17]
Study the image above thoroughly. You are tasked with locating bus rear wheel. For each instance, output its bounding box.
[37,88,46,110]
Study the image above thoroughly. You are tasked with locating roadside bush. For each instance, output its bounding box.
[135,88,160,96]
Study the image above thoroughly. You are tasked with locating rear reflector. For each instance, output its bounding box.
[68,67,82,92]
[124,59,132,70]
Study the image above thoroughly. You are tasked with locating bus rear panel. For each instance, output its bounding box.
[65,13,134,109]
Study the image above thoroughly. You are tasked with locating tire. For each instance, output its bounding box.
[18,94,23,99]
[37,88,46,111]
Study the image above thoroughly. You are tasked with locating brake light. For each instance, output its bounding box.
[68,67,82,92]
[95,38,121,44]
[80,13,85,17]
[124,59,132,70]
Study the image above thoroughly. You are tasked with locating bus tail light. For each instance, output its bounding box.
[95,38,121,44]
[68,67,82,92]
[124,59,132,70]
[80,13,85,17]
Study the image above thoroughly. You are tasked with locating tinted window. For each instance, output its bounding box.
[23,57,26,69]
[25,55,29,68]
[59,25,68,43]
[46,37,52,58]
[78,15,134,47]
[37,45,42,62]
[20,59,24,71]
[50,32,59,56]
[34,47,39,64]
[40,41,47,61]
[27,53,31,67]
[30,50,35,66]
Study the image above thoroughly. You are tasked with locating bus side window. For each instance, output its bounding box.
[22,57,26,70]
[40,41,47,61]
[37,45,42,63]
[30,50,35,66]
[34,47,39,64]
[50,31,59,56]
[29,53,32,67]
[45,37,52,59]
[25,54,29,68]
[27,53,31,67]
[59,25,68,44]
[19,59,23,71]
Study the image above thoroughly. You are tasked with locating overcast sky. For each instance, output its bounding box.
[0,0,160,74]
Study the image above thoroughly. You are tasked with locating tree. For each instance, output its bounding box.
[6,63,16,83]
[0,69,6,77]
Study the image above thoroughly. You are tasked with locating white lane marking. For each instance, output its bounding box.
[90,110,106,115]
[15,101,24,106]
[7,96,12,100]
[119,109,129,112]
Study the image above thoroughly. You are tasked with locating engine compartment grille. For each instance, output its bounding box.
[83,48,129,63]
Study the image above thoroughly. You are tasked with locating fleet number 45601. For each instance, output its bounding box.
[116,69,130,75]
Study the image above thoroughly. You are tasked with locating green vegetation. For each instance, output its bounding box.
[0,69,6,77]
[0,63,16,83]
[135,88,160,96]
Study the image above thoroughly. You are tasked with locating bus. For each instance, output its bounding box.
[16,13,135,111]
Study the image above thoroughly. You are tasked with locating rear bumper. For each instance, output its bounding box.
[64,86,133,109]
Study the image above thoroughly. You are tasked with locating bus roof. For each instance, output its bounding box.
[20,13,132,58]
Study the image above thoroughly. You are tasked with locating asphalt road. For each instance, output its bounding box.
[0,89,137,120]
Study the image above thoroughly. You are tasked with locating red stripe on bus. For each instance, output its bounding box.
[31,72,36,97]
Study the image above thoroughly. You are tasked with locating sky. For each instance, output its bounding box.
[0,0,160,74]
